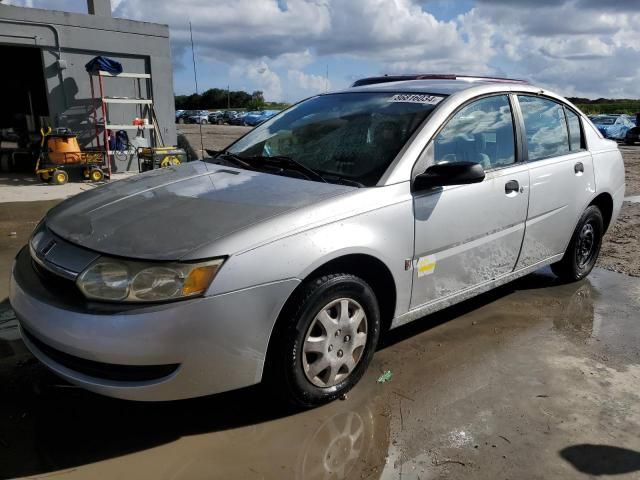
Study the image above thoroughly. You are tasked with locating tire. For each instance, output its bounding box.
[90,168,104,182]
[551,205,604,282]
[52,169,68,185]
[38,171,51,183]
[268,274,381,408]
[178,118,185,124]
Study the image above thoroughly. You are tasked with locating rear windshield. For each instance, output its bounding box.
[226,92,444,186]
[592,116,616,125]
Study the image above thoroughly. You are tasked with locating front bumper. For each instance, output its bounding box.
[10,247,299,401]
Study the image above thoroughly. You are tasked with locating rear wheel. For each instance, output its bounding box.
[551,205,604,282]
[268,274,380,408]
[38,171,51,183]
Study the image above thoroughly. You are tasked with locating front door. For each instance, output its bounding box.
[411,94,529,309]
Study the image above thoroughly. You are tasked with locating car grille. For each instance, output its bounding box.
[22,327,179,382]
[31,259,86,303]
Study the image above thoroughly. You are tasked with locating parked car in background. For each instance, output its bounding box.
[229,112,248,125]
[625,126,640,145]
[208,112,224,125]
[176,110,199,124]
[244,110,280,126]
[12,76,624,407]
[223,111,238,122]
[188,111,212,125]
[590,114,634,140]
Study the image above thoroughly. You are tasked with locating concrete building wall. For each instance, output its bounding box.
[0,4,176,172]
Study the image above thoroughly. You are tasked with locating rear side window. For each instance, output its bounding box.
[565,108,583,151]
[434,95,516,170]
[518,96,570,161]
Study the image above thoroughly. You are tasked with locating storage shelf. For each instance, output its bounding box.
[100,124,154,130]
[96,71,151,79]
[102,97,153,105]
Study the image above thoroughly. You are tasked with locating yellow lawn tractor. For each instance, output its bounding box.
[35,127,106,185]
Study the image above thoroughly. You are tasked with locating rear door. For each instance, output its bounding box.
[411,94,529,308]
[514,95,596,268]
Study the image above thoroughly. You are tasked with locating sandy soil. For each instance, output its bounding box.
[598,145,640,277]
[178,123,251,158]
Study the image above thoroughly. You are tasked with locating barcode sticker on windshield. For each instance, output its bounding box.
[388,94,443,105]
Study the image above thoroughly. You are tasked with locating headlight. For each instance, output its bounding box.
[76,257,224,303]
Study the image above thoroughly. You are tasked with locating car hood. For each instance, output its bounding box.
[45,161,353,260]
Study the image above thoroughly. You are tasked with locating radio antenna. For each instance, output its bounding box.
[189,20,205,158]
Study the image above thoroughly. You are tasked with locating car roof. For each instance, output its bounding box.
[344,78,529,96]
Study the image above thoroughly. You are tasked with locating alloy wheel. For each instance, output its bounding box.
[302,298,368,388]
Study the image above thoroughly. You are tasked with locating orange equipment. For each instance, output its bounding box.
[35,128,106,185]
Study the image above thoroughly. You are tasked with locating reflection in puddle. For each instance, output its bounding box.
[298,409,371,479]
[553,282,595,341]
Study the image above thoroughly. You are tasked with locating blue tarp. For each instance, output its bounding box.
[85,56,123,75]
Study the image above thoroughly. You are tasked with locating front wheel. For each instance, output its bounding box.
[269,274,380,408]
[551,205,604,282]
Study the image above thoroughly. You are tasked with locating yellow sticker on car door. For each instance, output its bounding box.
[417,255,436,277]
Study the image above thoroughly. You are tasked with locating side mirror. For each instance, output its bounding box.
[413,161,485,191]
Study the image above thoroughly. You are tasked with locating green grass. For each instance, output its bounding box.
[575,101,640,115]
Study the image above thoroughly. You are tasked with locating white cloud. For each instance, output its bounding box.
[7,0,640,98]
[288,69,329,94]
[231,59,283,100]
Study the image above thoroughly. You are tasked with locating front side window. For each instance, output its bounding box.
[518,96,570,161]
[433,95,516,170]
[226,92,443,186]
[565,108,583,151]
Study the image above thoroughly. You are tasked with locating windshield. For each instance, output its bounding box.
[226,92,443,186]
[592,116,616,125]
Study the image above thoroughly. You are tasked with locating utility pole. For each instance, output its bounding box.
[227,84,230,110]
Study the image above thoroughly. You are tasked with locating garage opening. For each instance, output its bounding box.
[0,45,49,172]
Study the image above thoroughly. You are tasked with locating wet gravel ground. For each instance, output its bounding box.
[598,145,640,277]
[1,266,639,479]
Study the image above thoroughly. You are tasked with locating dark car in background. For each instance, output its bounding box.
[229,112,248,125]
[626,126,640,145]
[208,112,224,125]
[176,110,199,124]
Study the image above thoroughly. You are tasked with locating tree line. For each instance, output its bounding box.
[175,89,266,111]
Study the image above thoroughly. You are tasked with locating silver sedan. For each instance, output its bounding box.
[11,76,625,406]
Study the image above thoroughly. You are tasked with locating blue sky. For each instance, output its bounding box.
[3,0,640,100]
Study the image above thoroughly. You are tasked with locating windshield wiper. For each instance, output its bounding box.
[245,155,329,184]
[207,150,330,185]
[206,150,253,169]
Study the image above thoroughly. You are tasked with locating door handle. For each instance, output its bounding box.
[505,179,519,194]
[574,162,584,174]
